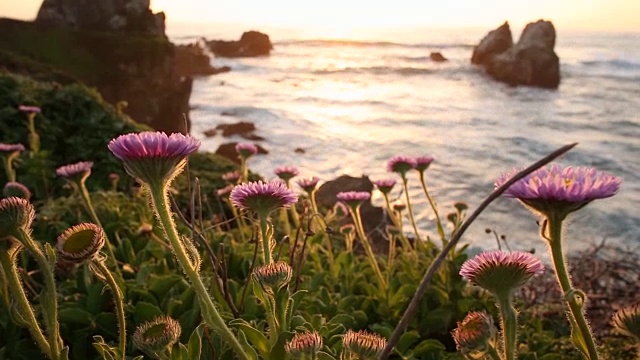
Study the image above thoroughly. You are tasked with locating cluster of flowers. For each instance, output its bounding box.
[2,122,636,360]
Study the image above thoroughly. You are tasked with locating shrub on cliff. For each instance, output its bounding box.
[0,72,148,197]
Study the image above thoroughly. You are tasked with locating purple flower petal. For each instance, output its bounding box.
[230,181,298,215]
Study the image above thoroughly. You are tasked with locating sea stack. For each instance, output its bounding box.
[471,20,560,89]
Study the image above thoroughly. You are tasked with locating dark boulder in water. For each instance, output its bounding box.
[315,175,390,254]
[175,40,231,77]
[216,121,257,137]
[472,20,560,88]
[215,142,268,164]
[206,31,273,58]
[430,52,448,62]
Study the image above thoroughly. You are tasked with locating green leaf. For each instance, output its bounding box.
[148,274,183,300]
[268,331,293,360]
[92,336,117,360]
[187,323,205,359]
[396,330,420,353]
[316,351,337,360]
[230,319,270,359]
[412,339,445,356]
[58,307,93,325]
[133,301,164,324]
[236,329,259,360]
[94,313,118,338]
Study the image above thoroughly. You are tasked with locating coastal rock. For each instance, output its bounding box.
[471,21,513,65]
[430,52,448,62]
[216,121,257,137]
[315,175,389,253]
[472,20,560,88]
[206,31,273,58]
[215,142,268,164]
[36,0,165,36]
[2,3,191,134]
[174,41,231,77]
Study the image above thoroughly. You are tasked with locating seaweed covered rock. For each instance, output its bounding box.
[0,73,149,197]
[0,18,191,133]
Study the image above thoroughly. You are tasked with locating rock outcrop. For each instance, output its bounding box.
[471,20,560,88]
[206,31,273,58]
[174,41,231,77]
[430,52,448,62]
[1,0,197,134]
[36,0,165,36]
[315,175,389,253]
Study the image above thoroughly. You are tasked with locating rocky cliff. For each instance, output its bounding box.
[0,0,193,133]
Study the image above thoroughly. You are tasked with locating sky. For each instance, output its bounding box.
[2,0,639,35]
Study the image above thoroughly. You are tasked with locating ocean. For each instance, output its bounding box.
[168,23,640,257]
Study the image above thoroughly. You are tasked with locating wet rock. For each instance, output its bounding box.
[216,121,256,137]
[294,148,305,154]
[241,133,265,141]
[215,142,268,164]
[471,21,513,65]
[206,30,273,57]
[472,20,560,88]
[430,52,448,62]
[174,41,231,77]
[203,129,217,137]
[316,175,390,253]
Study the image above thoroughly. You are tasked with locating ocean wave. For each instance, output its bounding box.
[581,59,640,70]
[312,66,434,76]
[276,39,474,49]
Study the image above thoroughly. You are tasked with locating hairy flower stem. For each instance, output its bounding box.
[401,177,421,242]
[547,216,599,360]
[258,215,272,265]
[77,181,121,279]
[497,294,517,360]
[149,186,249,360]
[3,157,17,182]
[91,260,126,359]
[15,229,62,360]
[351,207,387,290]
[418,172,446,245]
[382,194,412,252]
[27,113,40,155]
[0,249,52,359]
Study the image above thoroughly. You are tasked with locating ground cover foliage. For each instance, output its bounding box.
[0,72,636,359]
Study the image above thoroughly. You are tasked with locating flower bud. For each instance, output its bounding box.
[285,331,323,357]
[133,316,182,353]
[253,261,292,291]
[342,330,386,359]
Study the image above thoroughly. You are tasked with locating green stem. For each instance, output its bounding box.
[15,228,62,360]
[486,344,502,360]
[279,208,292,236]
[351,207,387,290]
[401,177,421,242]
[547,216,599,360]
[259,215,272,265]
[3,157,16,182]
[78,182,122,279]
[91,260,126,359]
[383,194,412,252]
[0,249,52,359]
[497,294,517,360]
[418,172,446,244]
[149,186,249,360]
